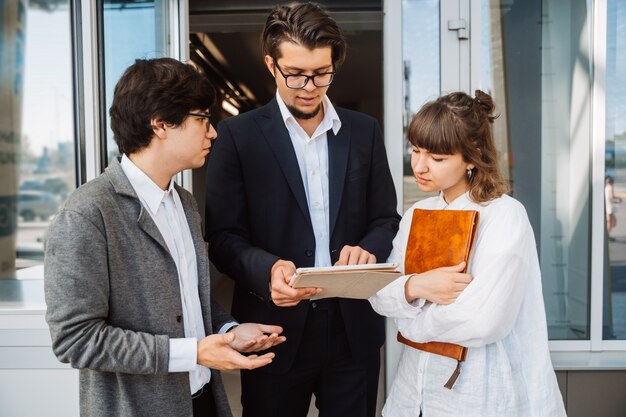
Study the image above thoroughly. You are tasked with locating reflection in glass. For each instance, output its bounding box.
[0,1,76,274]
[103,0,169,163]
[480,0,510,186]
[401,0,440,211]
[604,0,626,340]
[482,0,591,340]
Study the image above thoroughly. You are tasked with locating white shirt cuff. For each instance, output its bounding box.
[393,274,426,311]
[168,338,197,372]
[370,274,425,319]
[218,321,239,334]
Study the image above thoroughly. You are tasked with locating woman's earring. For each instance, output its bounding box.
[467,168,473,179]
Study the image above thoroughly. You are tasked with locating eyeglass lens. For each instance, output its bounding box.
[188,113,211,131]
[285,73,334,88]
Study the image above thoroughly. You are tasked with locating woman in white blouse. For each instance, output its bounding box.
[370,90,566,417]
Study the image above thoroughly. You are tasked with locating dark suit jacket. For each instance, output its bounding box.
[45,158,233,417]
[205,98,400,372]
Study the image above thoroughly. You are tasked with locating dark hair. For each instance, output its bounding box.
[262,2,347,68]
[408,90,510,203]
[109,58,215,155]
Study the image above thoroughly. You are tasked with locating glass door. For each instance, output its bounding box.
[0,0,78,275]
[402,0,594,343]
[386,0,596,389]
[401,0,441,212]
[100,0,180,165]
[478,0,592,343]
[603,0,626,342]
[400,0,473,212]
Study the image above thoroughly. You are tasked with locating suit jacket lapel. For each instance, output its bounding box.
[105,157,172,257]
[137,208,171,256]
[256,99,313,229]
[328,116,350,236]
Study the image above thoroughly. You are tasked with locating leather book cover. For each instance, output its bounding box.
[404,208,479,275]
[398,208,480,365]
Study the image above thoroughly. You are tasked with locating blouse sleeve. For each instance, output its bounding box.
[369,207,428,318]
[392,199,536,348]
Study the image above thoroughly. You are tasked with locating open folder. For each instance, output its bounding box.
[290,263,401,299]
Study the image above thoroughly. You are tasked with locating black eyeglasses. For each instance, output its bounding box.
[273,58,335,89]
[187,112,211,132]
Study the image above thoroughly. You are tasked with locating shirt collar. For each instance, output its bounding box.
[275,90,341,137]
[120,154,174,215]
[436,191,473,210]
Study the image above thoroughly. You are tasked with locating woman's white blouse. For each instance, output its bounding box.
[370,192,566,417]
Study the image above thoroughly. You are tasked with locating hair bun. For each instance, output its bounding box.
[473,89,496,122]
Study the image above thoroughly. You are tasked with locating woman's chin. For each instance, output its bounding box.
[416,183,434,193]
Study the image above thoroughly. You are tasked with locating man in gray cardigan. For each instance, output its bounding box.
[44,58,285,417]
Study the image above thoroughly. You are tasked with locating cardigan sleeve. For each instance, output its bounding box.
[45,209,170,375]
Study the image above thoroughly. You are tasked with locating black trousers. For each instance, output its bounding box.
[241,299,380,417]
[192,382,217,417]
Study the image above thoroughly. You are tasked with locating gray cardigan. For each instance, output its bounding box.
[44,158,233,417]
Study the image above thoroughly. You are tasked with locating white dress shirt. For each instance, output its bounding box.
[276,91,341,268]
[120,155,211,394]
[370,192,566,417]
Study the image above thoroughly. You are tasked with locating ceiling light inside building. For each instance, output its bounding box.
[221,100,239,116]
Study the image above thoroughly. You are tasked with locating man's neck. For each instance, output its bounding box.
[127,151,175,191]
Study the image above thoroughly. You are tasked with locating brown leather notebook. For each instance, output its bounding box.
[404,208,479,276]
[398,208,479,389]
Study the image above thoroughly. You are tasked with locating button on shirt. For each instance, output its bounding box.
[276,91,341,268]
[120,155,210,394]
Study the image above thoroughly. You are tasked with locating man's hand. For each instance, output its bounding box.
[270,259,320,307]
[334,245,376,266]
[228,323,287,353]
[404,262,472,304]
[197,333,275,371]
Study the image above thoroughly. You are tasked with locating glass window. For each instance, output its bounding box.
[102,0,170,163]
[0,0,76,275]
[603,0,626,340]
[482,0,592,340]
[402,0,440,211]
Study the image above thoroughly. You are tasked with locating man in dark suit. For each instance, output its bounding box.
[205,3,401,417]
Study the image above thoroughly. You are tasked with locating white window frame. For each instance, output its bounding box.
[79,0,104,182]
[589,0,607,353]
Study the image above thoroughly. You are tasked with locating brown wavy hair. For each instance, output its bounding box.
[408,90,510,203]
[262,2,347,69]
